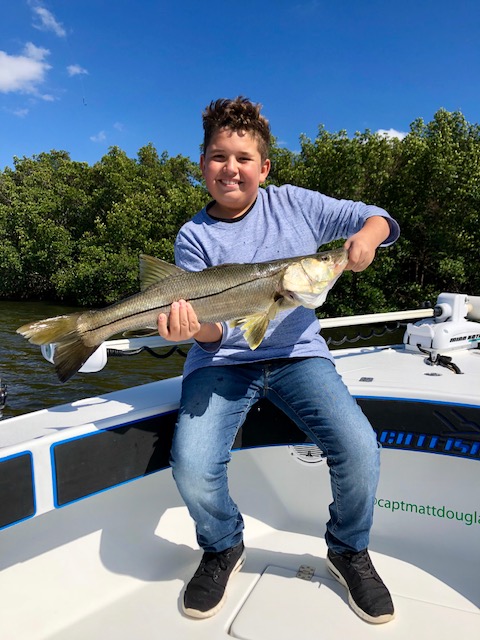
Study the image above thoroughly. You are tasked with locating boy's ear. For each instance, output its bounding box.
[200,154,205,175]
[260,158,271,183]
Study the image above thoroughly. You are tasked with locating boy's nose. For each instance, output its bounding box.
[224,156,238,173]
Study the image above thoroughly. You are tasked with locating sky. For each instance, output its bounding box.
[1,0,479,169]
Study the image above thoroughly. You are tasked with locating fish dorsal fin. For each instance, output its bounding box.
[139,254,185,291]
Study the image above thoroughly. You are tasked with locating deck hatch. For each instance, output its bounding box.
[229,565,480,639]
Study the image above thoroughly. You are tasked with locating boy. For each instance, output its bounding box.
[158,97,400,623]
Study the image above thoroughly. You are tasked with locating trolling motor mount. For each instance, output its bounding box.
[404,293,480,355]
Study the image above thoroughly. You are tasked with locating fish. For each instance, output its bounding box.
[17,247,348,382]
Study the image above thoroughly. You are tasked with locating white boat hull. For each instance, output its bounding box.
[0,343,479,638]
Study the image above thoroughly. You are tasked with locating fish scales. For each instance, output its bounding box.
[77,261,288,346]
[17,248,348,382]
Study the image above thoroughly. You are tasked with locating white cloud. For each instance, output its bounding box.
[24,42,49,61]
[4,107,30,118]
[90,131,107,143]
[0,43,51,95]
[67,64,88,77]
[113,122,125,131]
[31,5,66,38]
[376,128,407,141]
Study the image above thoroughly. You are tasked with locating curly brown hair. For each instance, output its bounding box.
[202,97,271,161]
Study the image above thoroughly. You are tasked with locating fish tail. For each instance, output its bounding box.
[17,314,98,383]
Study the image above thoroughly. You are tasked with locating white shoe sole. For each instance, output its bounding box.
[182,550,246,619]
[326,555,395,624]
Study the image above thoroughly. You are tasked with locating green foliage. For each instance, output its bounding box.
[1,110,479,314]
[0,144,208,304]
[52,245,138,306]
[270,109,480,315]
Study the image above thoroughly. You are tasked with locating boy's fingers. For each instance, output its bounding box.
[168,301,181,335]
[185,302,201,333]
[157,312,169,337]
[158,301,200,340]
[178,300,190,330]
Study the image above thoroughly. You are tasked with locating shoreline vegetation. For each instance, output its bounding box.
[1,109,479,317]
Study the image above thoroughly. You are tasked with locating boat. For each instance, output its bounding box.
[0,292,479,639]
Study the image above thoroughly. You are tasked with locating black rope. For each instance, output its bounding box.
[325,321,404,347]
[324,320,462,374]
[107,345,189,359]
[106,323,404,358]
[105,320,466,373]
[416,344,463,374]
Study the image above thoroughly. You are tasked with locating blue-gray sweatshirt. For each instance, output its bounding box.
[175,184,400,378]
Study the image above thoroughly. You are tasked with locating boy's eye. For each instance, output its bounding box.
[208,154,253,163]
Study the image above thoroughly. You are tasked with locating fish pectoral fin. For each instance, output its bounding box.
[230,299,285,350]
[139,254,185,291]
[230,313,270,350]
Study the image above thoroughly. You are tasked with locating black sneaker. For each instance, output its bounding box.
[182,541,246,618]
[326,548,395,624]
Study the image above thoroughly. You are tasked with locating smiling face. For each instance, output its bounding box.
[200,128,271,219]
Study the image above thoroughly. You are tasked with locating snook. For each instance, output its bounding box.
[17,248,348,382]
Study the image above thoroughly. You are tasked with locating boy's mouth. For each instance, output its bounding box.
[219,179,241,186]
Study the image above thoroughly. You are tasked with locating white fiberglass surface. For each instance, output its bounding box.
[336,345,480,405]
[0,445,478,640]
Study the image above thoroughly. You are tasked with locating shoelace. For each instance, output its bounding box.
[197,551,230,578]
[348,551,378,581]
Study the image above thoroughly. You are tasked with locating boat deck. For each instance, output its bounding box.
[0,445,478,639]
[337,343,480,404]
[25,539,480,640]
[0,343,479,639]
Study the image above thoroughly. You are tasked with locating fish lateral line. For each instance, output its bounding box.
[79,275,282,338]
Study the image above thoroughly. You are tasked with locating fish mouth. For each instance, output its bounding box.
[326,248,349,275]
[333,251,349,273]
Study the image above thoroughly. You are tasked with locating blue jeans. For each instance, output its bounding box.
[170,357,380,555]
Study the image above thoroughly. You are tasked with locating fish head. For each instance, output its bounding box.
[281,248,348,308]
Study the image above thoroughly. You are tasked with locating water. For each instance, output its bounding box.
[0,301,188,419]
[0,301,405,420]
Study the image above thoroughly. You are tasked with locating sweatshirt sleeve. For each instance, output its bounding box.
[174,220,231,352]
[286,186,400,247]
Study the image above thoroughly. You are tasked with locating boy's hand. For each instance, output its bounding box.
[344,216,390,272]
[157,300,222,343]
[158,300,201,342]
[344,234,378,272]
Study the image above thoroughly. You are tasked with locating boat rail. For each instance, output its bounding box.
[38,307,437,373]
[39,294,480,374]
[101,307,435,353]
[319,307,434,328]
